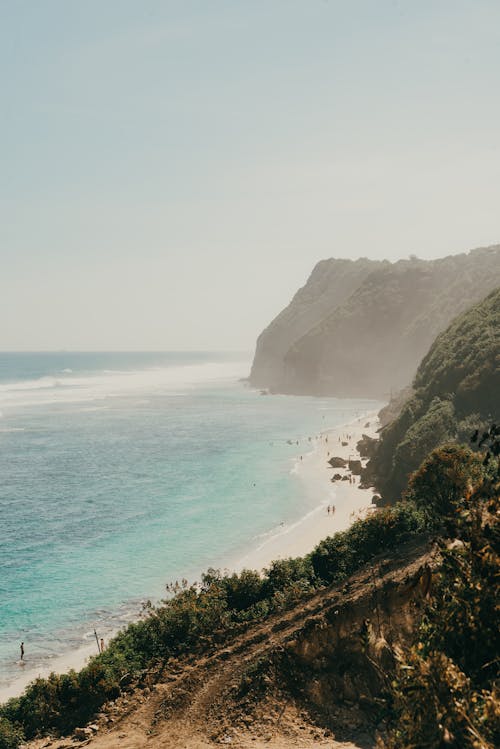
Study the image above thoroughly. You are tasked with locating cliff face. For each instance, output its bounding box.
[365,286,500,503]
[249,257,386,389]
[250,245,500,398]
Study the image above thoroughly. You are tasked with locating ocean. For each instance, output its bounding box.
[0,351,380,692]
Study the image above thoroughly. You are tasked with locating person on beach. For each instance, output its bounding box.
[327,505,330,514]
[20,642,24,661]
[100,638,105,653]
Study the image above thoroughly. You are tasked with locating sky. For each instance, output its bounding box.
[1,0,499,351]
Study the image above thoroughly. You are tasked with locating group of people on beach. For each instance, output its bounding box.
[327,505,336,515]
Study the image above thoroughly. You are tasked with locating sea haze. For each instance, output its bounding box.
[0,352,380,689]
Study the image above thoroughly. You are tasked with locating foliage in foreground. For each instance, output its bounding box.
[382,444,500,749]
[0,719,23,749]
[0,502,426,745]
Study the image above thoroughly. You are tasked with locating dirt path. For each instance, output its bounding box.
[27,539,435,749]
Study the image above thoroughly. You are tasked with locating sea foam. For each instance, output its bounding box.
[0,360,248,410]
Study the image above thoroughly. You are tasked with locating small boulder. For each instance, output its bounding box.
[328,456,347,468]
[74,727,93,741]
[348,459,362,475]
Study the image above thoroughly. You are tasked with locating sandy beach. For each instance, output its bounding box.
[0,410,380,703]
[235,410,379,571]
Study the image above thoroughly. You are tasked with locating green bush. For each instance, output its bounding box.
[0,717,24,749]
[391,397,456,494]
[405,443,484,531]
[263,556,315,597]
[202,568,265,612]
[1,665,120,739]
[309,502,426,584]
[383,484,500,749]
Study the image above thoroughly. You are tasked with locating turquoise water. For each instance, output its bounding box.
[0,352,380,689]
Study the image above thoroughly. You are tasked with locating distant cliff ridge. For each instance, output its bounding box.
[250,244,500,398]
[250,257,386,390]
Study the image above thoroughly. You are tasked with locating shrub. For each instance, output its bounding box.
[309,502,426,584]
[263,557,315,597]
[382,468,499,748]
[391,397,456,494]
[0,717,24,749]
[405,443,484,530]
[202,568,265,612]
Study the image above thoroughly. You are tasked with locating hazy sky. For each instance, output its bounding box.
[1,1,499,351]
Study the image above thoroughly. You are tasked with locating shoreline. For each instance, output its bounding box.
[0,409,380,703]
[234,409,379,570]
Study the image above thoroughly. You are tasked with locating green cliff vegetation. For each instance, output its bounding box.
[366,287,500,503]
[250,245,500,398]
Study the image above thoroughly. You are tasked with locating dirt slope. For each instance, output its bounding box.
[27,538,436,749]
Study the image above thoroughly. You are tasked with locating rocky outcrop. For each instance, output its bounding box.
[250,244,500,398]
[328,456,348,468]
[356,434,378,460]
[348,459,362,475]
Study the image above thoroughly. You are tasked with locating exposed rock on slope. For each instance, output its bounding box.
[250,245,500,398]
[365,286,500,503]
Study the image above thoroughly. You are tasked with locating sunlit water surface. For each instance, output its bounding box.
[0,351,380,688]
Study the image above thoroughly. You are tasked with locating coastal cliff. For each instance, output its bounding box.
[365,285,500,503]
[250,244,500,398]
[249,257,386,390]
